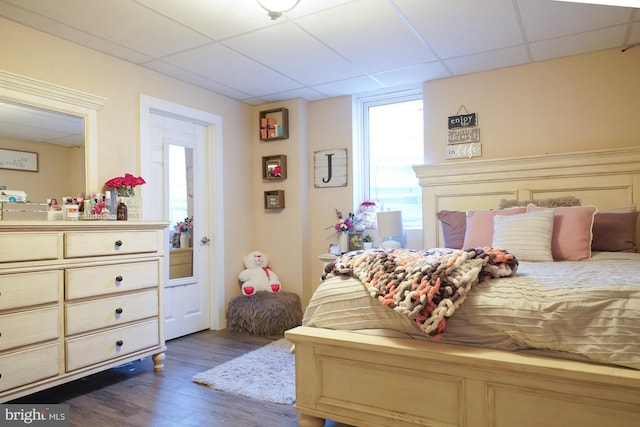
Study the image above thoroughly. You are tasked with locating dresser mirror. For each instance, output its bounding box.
[0,70,107,217]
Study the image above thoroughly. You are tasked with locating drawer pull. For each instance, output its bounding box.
[116,340,124,347]
[115,275,123,283]
[115,307,123,314]
[115,240,123,247]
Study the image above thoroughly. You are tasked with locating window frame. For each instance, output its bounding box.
[354,88,424,229]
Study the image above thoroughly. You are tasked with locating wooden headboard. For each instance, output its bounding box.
[413,147,640,248]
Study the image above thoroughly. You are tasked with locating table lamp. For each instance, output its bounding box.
[377,210,403,249]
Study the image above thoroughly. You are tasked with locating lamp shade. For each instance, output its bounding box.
[377,210,403,238]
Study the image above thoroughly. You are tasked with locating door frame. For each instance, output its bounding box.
[139,95,226,330]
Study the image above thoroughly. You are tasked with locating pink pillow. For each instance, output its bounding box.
[462,207,526,249]
[527,205,597,261]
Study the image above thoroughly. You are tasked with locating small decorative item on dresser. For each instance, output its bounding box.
[105,174,145,220]
[116,200,128,220]
[105,173,146,197]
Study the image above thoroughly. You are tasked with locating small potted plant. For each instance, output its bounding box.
[363,234,373,250]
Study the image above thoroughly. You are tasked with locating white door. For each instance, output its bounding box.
[164,134,208,339]
[139,95,227,341]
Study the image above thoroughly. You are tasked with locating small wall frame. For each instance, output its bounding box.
[264,190,285,209]
[259,107,289,141]
[0,148,38,172]
[262,154,287,180]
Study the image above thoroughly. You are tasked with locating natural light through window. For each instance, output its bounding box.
[168,144,188,226]
[364,94,424,229]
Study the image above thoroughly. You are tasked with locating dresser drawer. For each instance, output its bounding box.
[65,319,159,371]
[0,233,60,263]
[65,231,159,258]
[0,307,59,352]
[0,271,60,310]
[65,290,158,335]
[0,343,60,393]
[66,260,159,300]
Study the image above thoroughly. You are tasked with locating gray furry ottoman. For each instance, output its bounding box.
[226,291,303,335]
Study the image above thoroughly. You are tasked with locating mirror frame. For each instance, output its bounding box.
[0,70,107,194]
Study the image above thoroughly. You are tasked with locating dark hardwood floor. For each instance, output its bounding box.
[10,330,349,427]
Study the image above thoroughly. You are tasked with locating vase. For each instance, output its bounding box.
[180,232,190,248]
[363,242,373,250]
[339,232,349,253]
[114,186,135,197]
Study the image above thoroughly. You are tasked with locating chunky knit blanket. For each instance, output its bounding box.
[322,248,518,338]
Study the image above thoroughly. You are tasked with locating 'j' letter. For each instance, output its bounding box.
[322,153,334,183]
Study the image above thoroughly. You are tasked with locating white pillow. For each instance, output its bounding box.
[492,210,555,262]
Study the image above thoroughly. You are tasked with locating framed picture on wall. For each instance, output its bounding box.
[264,190,285,209]
[314,148,347,188]
[0,148,38,172]
[262,154,287,180]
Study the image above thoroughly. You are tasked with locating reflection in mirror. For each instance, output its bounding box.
[0,70,107,219]
[0,101,85,211]
[168,144,194,280]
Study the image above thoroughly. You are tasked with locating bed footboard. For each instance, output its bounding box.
[285,326,640,427]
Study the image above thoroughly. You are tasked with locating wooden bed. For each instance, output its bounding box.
[285,146,640,427]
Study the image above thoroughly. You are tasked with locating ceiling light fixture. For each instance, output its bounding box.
[256,0,301,20]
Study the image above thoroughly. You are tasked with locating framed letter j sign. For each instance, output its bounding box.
[314,148,347,188]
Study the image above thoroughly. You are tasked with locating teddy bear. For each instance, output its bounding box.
[354,200,378,229]
[238,250,282,296]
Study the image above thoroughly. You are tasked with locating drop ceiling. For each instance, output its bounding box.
[0,0,638,107]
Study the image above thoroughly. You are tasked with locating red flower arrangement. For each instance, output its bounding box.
[105,173,146,197]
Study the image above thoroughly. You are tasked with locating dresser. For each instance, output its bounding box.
[0,220,167,402]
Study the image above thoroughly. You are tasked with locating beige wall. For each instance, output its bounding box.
[302,47,640,304]
[0,18,253,312]
[423,48,640,163]
[3,15,639,315]
[250,99,310,300]
[0,137,82,203]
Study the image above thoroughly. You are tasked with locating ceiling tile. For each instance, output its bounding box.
[295,0,438,73]
[0,0,637,104]
[222,21,364,85]
[371,62,451,87]
[135,0,274,41]
[518,0,633,41]
[143,60,255,100]
[0,1,153,63]
[160,43,304,97]
[444,45,531,76]
[529,24,628,60]
[395,0,524,58]
[311,75,385,98]
[3,0,212,58]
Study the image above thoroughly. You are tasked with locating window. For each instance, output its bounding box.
[359,90,424,229]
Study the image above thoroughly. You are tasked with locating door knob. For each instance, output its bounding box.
[201,236,211,244]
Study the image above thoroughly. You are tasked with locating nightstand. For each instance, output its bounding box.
[318,254,339,269]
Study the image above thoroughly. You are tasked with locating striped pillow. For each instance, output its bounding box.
[492,210,555,262]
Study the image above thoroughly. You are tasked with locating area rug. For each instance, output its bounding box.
[192,339,295,404]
